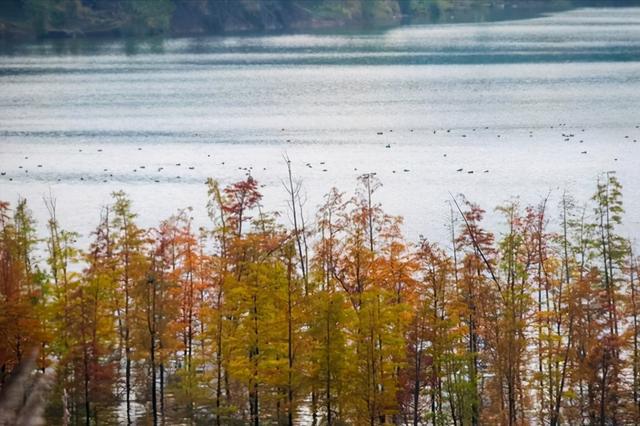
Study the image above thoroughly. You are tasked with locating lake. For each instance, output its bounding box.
[1,6,639,245]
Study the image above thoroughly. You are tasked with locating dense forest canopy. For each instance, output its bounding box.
[1,171,639,424]
[0,0,635,39]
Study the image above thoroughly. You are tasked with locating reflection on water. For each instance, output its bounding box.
[0,7,639,244]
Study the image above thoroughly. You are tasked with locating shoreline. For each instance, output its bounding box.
[0,0,627,43]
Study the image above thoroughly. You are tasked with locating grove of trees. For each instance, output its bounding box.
[1,170,639,425]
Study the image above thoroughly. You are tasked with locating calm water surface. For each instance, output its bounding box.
[1,7,639,244]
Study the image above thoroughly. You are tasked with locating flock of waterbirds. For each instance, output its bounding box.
[1,124,638,184]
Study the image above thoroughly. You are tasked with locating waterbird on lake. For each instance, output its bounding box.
[385,144,391,148]
[468,171,474,174]
[581,151,587,154]
[377,132,383,135]
[456,168,463,172]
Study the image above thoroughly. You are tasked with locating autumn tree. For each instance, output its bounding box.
[0,200,44,387]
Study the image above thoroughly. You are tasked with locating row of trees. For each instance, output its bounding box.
[1,170,639,425]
